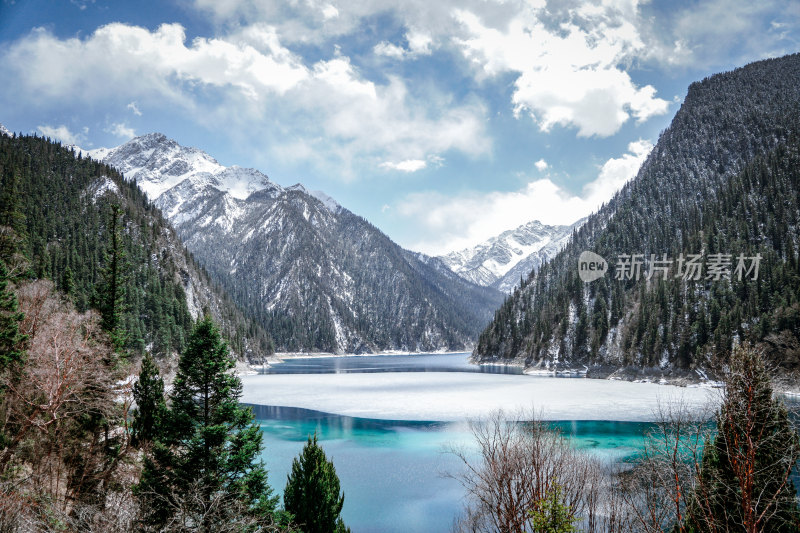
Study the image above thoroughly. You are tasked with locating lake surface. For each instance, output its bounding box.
[247,353,680,532]
[257,352,524,374]
[252,404,653,533]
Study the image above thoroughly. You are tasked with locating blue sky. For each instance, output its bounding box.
[1,0,798,254]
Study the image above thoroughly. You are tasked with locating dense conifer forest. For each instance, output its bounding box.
[0,132,273,361]
[475,54,800,379]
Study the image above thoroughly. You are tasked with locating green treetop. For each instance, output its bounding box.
[284,433,349,533]
[135,315,282,532]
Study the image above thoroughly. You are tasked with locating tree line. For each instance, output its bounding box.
[475,53,800,378]
[0,131,273,362]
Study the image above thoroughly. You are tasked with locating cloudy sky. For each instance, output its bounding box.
[1,0,798,254]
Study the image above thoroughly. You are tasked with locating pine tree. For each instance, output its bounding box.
[131,351,166,447]
[0,260,25,375]
[0,168,28,271]
[135,315,281,531]
[284,433,349,533]
[529,481,579,533]
[99,203,128,351]
[686,343,800,532]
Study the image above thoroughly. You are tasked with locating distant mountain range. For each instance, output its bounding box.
[90,133,503,353]
[439,219,581,293]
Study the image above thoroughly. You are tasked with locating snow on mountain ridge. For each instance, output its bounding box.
[440,219,582,292]
[94,133,288,204]
[90,131,503,354]
[0,123,11,136]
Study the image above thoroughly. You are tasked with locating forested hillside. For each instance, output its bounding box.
[0,132,273,361]
[474,54,800,379]
[95,133,503,354]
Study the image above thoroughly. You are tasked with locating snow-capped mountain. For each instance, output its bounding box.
[91,133,278,202]
[92,133,503,353]
[439,220,582,293]
[0,123,11,136]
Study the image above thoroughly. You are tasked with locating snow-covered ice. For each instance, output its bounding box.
[240,372,714,422]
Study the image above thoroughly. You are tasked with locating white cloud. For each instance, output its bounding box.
[37,124,85,145]
[380,159,427,172]
[321,4,339,19]
[127,101,142,116]
[374,30,434,60]
[582,139,653,206]
[399,140,653,255]
[4,23,310,103]
[188,0,798,129]
[374,41,407,59]
[193,1,671,138]
[534,158,548,171]
[108,122,136,139]
[453,5,669,137]
[407,30,433,55]
[3,23,488,179]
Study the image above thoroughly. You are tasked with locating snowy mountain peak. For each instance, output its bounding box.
[309,189,341,213]
[439,218,583,292]
[94,133,279,202]
[90,131,502,354]
[0,123,10,136]
[286,184,340,213]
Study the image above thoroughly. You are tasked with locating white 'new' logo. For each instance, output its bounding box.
[578,251,607,282]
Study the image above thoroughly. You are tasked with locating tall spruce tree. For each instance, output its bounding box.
[0,260,26,449]
[284,433,349,533]
[135,315,281,532]
[131,351,166,447]
[99,203,128,351]
[686,343,800,532]
[0,168,28,271]
[0,260,25,375]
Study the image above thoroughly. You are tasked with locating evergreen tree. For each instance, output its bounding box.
[99,203,128,350]
[0,260,26,450]
[529,481,579,533]
[0,168,27,269]
[135,315,281,531]
[686,343,800,532]
[0,260,25,375]
[131,351,166,447]
[284,433,349,533]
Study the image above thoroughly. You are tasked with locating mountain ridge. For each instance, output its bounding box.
[439,219,583,293]
[474,53,800,381]
[91,133,504,353]
[0,129,274,362]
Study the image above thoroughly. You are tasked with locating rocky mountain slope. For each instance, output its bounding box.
[0,129,273,362]
[474,53,800,381]
[93,134,503,353]
[440,220,580,293]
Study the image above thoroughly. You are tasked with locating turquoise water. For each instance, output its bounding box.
[252,405,653,533]
[250,354,656,532]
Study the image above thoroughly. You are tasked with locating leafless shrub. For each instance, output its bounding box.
[0,280,135,531]
[446,409,605,532]
[614,397,714,533]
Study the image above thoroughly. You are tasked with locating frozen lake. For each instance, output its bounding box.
[243,353,716,532]
[241,354,714,422]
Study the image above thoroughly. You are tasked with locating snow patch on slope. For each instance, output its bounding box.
[86,176,120,203]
